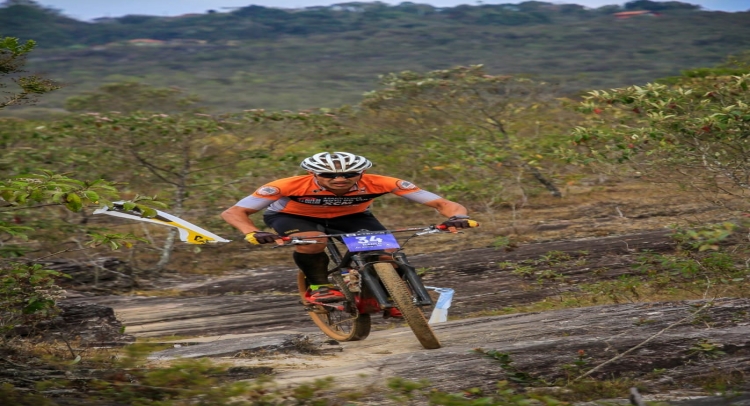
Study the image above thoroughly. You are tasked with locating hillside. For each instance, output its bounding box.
[2,1,750,113]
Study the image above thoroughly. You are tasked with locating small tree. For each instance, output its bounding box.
[357,65,568,210]
[0,171,157,339]
[0,37,59,109]
[566,56,750,210]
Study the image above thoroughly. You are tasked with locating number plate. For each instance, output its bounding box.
[342,232,400,252]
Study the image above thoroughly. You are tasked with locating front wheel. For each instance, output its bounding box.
[373,263,441,349]
[296,271,371,341]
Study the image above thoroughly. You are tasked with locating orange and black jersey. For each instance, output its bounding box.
[235,174,442,219]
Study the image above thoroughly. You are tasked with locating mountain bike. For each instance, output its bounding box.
[286,223,477,350]
[92,204,476,349]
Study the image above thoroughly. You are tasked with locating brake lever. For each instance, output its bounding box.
[414,228,445,236]
[271,239,322,248]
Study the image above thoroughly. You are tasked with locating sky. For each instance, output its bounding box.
[34,0,750,21]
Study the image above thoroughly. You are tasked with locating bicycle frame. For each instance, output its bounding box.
[287,225,447,313]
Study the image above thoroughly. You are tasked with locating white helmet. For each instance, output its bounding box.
[300,151,372,173]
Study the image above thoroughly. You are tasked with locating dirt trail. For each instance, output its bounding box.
[89,296,750,405]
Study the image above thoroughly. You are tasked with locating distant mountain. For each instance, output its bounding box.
[2,0,748,113]
[0,0,707,47]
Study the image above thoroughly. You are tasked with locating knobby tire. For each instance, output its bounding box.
[373,262,441,349]
[296,271,371,342]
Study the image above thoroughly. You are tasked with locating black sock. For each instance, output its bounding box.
[293,252,330,285]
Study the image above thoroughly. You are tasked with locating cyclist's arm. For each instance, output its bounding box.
[386,177,468,218]
[221,206,263,234]
[222,182,282,234]
[422,198,469,218]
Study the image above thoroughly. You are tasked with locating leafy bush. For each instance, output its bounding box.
[0,262,66,339]
[628,249,749,301]
[670,222,737,252]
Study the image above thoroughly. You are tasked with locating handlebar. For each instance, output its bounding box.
[276,221,479,246]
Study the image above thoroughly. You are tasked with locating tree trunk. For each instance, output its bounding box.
[523,162,562,197]
[155,146,190,271]
[154,228,177,271]
[490,120,562,198]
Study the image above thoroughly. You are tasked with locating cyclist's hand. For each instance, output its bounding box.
[440,215,477,229]
[245,231,282,245]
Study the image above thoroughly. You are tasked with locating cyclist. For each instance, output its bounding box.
[221,151,475,303]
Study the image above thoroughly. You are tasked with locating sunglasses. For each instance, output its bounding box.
[316,172,362,179]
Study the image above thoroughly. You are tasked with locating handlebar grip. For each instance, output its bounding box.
[436,220,480,230]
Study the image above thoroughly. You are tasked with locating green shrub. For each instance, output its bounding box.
[0,262,66,339]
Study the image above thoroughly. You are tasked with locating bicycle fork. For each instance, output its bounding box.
[359,261,434,309]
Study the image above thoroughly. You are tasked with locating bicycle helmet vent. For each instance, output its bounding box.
[300,152,372,173]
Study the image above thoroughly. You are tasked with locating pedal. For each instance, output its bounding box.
[303,302,345,312]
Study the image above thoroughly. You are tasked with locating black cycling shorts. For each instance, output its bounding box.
[263,211,386,236]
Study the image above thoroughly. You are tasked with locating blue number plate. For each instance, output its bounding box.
[342,232,400,252]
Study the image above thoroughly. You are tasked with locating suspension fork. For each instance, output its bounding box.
[325,239,345,269]
[358,252,434,307]
[394,260,434,306]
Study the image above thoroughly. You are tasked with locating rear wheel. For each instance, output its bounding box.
[373,263,441,349]
[296,271,371,341]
